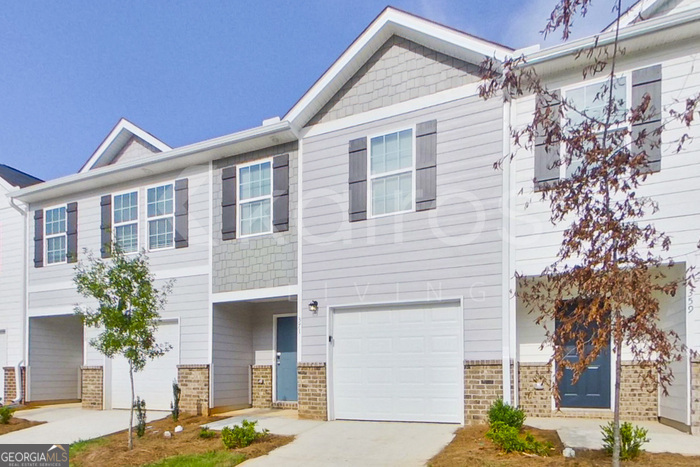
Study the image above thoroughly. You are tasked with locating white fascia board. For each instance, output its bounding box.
[80,118,172,174]
[10,121,296,204]
[212,285,299,303]
[526,7,700,67]
[284,7,513,130]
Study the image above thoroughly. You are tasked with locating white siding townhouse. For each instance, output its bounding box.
[4,0,700,433]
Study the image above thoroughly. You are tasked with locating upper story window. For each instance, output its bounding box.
[147,184,174,250]
[564,77,627,177]
[369,129,414,216]
[45,206,67,264]
[238,160,272,237]
[113,191,138,253]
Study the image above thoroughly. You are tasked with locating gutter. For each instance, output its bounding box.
[10,120,295,204]
[525,7,700,66]
[8,198,27,404]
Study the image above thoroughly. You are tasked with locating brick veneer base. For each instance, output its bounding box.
[81,366,103,409]
[3,366,25,404]
[464,360,504,425]
[692,360,700,435]
[517,361,657,421]
[298,363,327,420]
[177,365,210,416]
[252,365,272,408]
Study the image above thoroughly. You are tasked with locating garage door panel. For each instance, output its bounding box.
[111,322,179,411]
[333,303,462,423]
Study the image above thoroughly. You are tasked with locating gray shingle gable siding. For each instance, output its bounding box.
[212,142,298,293]
[306,35,482,126]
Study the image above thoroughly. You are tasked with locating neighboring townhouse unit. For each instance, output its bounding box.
[3,1,700,434]
[0,165,42,404]
[511,0,700,433]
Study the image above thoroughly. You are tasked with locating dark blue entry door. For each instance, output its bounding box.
[276,316,298,401]
[558,331,611,408]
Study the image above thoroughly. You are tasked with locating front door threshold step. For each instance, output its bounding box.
[272,401,298,409]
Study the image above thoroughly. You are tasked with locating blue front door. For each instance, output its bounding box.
[556,306,611,408]
[276,316,297,401]
[559,345,611,408]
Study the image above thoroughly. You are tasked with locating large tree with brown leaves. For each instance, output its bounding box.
[480,1,700,465]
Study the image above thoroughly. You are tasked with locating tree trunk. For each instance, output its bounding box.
[612,332,623,467]
[128,364,134,451]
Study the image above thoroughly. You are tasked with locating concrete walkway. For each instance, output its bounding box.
[0,403,167,445]
[208,409,458,466]
[528,417,700,456]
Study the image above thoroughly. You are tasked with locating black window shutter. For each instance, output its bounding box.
[632,65,662,173]
[221,166,237,240]
[415,120,438,211]
[100,195,112,258]
[348,137,367,222]
[534,90,561,190]
[66,202,78,263]
[33,210,43,268]
[174,178,189,248]
[272,154,290,232]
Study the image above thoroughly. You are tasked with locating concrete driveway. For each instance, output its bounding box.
[208,410,457,466]
[0,403,167,445]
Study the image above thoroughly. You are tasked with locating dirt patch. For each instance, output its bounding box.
[70,414,293,467]
[429,424,700,467]
[0,417,45,435]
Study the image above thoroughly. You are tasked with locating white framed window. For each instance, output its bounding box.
[45,206,67,265]
[563,76,628,177]
[238,160,272,237]
[369,128,415,217]
[113,191,139,253]
[147,183,174,250]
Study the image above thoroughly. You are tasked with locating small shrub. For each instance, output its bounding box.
[221,419,268,449]
[0,406,14,424]
[486,421,553,456]
[134,397,147,438]
[601,421,650,460]
[171,381,181,422]
[199,426,216,439]
[487,398,525,430]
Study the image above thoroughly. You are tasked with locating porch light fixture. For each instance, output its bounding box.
[308,300,318,314]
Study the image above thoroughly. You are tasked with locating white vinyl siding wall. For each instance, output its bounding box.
[301,94,505,363]
[513,45,700,424]
[27,165,211,368]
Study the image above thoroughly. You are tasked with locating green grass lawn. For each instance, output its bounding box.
[145,450,246,467]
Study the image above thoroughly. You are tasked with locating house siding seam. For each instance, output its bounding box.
[692,359,700,435]
[212,142,298,293]
[307,35,481,126]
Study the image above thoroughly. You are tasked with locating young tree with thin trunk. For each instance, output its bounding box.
[480,1,699,465]
[73,245,173,450]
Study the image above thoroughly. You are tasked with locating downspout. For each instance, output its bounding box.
[9,197,27,404]
[501,99,513,404]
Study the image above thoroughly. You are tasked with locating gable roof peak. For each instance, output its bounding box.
[79,118,171,173]
[283,6,513,129]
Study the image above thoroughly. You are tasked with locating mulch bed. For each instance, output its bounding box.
[429,424,700,466]
[70,413,293,467]
[0,417,45,435]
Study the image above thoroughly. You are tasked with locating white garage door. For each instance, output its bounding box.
[332,302,463,423]
[111,321,179,410]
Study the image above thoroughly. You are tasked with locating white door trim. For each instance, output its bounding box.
[326,297,464,424]
[272,313,297,403]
